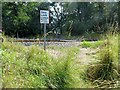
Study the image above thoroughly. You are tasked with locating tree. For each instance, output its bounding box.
[2,2,50,37]
[2,2,119,38]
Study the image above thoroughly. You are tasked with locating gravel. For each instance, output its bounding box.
[21,41,81,47]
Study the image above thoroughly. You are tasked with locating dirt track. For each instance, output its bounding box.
[75,48,99,65]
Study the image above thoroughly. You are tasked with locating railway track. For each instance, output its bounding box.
[15,39,77,42]
[14,39,80,47]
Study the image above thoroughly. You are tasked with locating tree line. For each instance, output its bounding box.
[2,2,119,38]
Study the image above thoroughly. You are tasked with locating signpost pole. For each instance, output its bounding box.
[44,23,46,50]
[40,10,49,50]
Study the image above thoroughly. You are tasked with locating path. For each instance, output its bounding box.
[75,48,99,65]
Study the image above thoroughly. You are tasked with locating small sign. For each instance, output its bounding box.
[40,10,49,24]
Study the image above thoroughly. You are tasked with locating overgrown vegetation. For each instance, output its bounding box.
[1,39,91,88]
[0,22,119,88]
[1,28,119,88]
[1,1,120,89]
[87,26,119,88]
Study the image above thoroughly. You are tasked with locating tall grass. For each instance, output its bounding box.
[1,38,82,88]
[87,24,119,87]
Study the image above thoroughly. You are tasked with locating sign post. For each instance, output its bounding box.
[40,10,49,50]
[44,23,46,50]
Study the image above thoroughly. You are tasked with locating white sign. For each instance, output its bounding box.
[40,10,49,24]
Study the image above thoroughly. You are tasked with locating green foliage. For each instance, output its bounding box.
[2,2,119,38]
[2,2,49,37]
[81,40,103,48]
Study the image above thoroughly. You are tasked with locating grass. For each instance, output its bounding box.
[87,25,119,88]
[81,40,104,48]
[0,48,2,89]
[1,38,92,88]
[1,25,119,88]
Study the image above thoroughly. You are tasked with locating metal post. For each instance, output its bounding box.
[44,23,46,50]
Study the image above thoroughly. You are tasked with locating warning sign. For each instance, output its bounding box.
[40,10,49,24]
